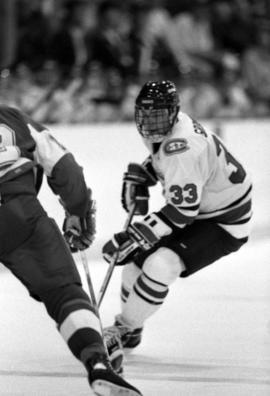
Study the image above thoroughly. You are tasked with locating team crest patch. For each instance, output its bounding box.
[163,138,189,155]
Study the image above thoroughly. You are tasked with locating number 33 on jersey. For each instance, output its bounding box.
[150,113,252,239]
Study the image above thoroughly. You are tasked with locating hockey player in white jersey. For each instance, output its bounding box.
[102,80,252,373]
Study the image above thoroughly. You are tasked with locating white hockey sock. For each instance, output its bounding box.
[122,271,169,328]
[120,248,184,329]
[120,262,142,310]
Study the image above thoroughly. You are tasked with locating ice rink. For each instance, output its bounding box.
[0,120,270,395]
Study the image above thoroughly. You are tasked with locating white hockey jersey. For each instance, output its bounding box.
[144,111,252,239]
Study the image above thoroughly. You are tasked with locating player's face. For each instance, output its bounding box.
[135,108,172,143]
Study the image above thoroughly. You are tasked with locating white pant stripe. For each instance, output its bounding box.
[59,309,101,342]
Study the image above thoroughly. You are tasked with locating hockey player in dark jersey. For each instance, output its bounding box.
[102,80,252,373]
[0,106,142,396]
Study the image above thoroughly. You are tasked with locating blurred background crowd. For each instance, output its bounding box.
[0,0,270,123]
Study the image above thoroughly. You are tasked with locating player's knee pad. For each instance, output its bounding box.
[120,262,142,304]
[143,247,185,285]
[40,283,91,324]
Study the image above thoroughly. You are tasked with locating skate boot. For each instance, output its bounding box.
[87,352,143,396]
[104,315,143,373]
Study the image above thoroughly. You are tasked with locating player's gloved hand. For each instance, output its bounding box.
[63,198,96,253]
[121,162,157,216]
[102,212,173,265]
[102,231,141,265]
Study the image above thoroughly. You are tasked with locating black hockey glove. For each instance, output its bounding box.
[121,162,157,216]
[62,197,96,253]
[102,212,173,265]
[102,231,141,266]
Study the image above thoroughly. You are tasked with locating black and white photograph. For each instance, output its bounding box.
[0,1,269,395]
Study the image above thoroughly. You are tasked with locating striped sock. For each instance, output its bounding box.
[122,271,168,328]
[58,299,105,365]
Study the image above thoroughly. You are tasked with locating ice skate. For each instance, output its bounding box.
[87,353,142,396]
[104,315,143,373]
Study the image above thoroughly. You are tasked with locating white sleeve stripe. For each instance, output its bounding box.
[28,124,68,176]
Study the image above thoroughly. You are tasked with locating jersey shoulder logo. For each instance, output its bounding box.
[163,138,189,155]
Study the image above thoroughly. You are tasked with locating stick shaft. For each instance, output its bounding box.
[80,250,97,307]
[80,250,110,357]
[97,204,136,307]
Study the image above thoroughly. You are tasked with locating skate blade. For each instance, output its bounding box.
[92,379,140,396]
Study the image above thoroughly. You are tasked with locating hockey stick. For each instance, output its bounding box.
[97,203,137,308]
[80,250,98,308]
[80,250,112,359]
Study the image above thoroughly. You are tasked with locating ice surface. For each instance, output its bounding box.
[0,121,269,395]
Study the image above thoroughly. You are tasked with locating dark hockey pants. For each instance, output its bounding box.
[134,220,248,277]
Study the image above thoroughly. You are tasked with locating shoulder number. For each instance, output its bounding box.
[212,135,246,184]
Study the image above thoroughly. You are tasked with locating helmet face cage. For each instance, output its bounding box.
[135,106,178,142]
[135,80,180,143]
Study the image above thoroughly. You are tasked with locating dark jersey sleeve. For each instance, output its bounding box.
[47,153,89,217]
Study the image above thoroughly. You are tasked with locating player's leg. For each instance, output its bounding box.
[121,220,248,323]
[40,282,142,396]
[105,219,248,371]
[104,248,185,371]
[120,262,142,311]
[2,214,142,396]
[121,247,185,328]
[104,263,143,371]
